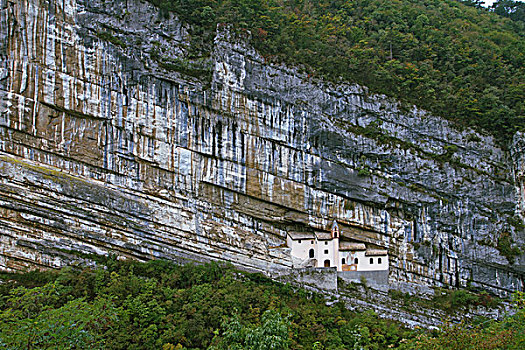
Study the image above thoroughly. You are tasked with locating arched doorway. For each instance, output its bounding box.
[324,260,330,267]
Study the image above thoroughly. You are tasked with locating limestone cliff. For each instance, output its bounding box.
[1,0,524,297]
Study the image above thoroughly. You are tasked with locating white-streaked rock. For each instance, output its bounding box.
[0,0,523,299]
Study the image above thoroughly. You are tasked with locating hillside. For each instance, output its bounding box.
[0,260,524,349]
[150,0,525,144]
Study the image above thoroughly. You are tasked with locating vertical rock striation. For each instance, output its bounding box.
[0,0,523,296]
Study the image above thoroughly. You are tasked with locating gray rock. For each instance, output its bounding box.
[0,0,523,311]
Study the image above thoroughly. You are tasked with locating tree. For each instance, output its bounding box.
[461,0,485,9]
[210,310,291,350]
[0,286,117,349]
[492,0,525,22]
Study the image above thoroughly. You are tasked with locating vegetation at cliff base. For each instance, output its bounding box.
[0,260,414,349]
[148,0,525,144]
[0,258,525,349]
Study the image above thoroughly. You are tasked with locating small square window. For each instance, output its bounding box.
[298,240,302,244]
[311,240,314,244]
[378,258,382,264]
[324,250,329,254]
[370,258,374,264]
[325,241,328,245]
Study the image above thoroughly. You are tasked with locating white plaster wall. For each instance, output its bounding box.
[316,239,337,268]
[340,251,352,267]
[333,238,340,271]
[288,236,317,262]
[358,252,388,271]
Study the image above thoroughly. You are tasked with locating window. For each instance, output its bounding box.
[298,240,302,244]
[354,258,358,264]
[378,258,382,264]
[324,250,328,254]
[324,241,328,245]
[370,258,374,264]
[311,240,314,244]
[309,249,315,258]
[342,258,346,265]
[324,260,330,267]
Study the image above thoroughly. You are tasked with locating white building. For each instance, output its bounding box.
[287,221,388,272]
[339,243,388,271]
[287,221,340,269]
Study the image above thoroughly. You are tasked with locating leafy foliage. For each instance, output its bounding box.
[147,0,525,144]
[492,0,525,23]
[0,259,523,349]
[0,282,117,349]
[398,291,525,350]
[388,287,502,313]
[496,231,522,263]
[209,310,291,350]
[0,260,412,349]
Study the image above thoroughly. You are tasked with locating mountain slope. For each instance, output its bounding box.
[0,0,524,304]
[150,0,525,143]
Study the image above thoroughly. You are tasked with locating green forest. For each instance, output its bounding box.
[147,0,524,144]
[0,258,524,349]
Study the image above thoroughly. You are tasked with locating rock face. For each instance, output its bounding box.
[1,0,524,295]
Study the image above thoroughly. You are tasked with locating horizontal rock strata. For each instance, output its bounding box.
[0,0,524,296]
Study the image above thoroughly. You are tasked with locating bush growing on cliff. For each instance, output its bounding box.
[496,231,522,263]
